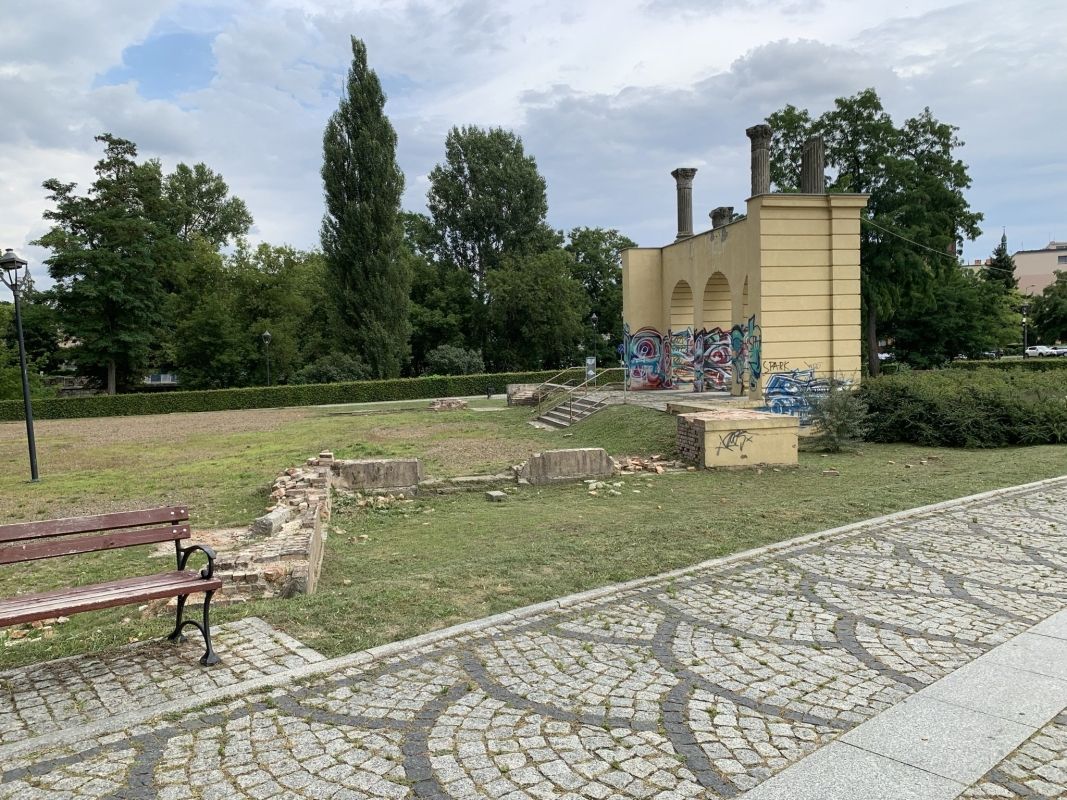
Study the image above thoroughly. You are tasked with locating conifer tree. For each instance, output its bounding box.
[321,36,410,378]
[983,231,1018,292]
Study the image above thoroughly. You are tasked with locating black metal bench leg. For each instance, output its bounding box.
[167,594,189,643]
[199,590,221,666]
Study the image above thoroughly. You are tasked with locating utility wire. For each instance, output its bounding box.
[861,217,1018,276]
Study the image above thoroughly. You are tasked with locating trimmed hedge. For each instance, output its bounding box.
[860,368,1067,447]
[0,368,625,422]
[948,358,1067,372]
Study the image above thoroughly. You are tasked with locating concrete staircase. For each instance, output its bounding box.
[535,395,607,428]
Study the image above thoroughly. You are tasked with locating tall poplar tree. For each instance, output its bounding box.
[321,36,410,378]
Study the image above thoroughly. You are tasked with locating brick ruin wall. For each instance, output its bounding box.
[211,452,334,605]
[676,415,704,466]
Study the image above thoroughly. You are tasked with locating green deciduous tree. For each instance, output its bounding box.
[767,104,815,192]
[321,36,410,378]
[886,268,1017,366]
[163,162,253,249]
[486,250,588,370]
[1032,272,1067,345]
[564,227,636,363]
[426,126,558,352]
[766,90,982,375]
[35,134,170,393]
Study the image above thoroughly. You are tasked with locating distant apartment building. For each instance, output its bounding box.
[1014,241,1067,294]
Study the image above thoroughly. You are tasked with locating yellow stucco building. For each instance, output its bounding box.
[621,126,868,418]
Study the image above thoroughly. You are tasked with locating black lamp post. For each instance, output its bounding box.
[590,312,598,358]
[1,249,39,482]
[262,330,272,385]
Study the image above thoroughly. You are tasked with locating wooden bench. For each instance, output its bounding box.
[0,506,223,665]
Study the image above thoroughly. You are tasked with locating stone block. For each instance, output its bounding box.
[485,490,507,502]
[678,409,799,468]
[519,448,614,485]
[331,458,422,495]
[250,506,292,537]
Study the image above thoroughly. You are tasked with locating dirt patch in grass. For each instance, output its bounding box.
[0,407,310,447]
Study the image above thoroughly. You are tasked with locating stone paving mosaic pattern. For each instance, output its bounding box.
[1,484,1065,798]
[0,616,323,746]
[961,710,1067,799]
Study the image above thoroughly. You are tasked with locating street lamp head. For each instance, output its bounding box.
[0,249,28,289]
[591,312,598,325]
[261,330,272,346]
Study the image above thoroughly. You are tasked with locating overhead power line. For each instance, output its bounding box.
[861,218,1017,276]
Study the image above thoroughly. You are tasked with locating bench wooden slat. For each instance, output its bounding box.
[0,524,192,565]
[0,507,190,544]
[0,571,223,627]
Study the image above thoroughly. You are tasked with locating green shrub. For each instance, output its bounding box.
[423,345,485,376]
[948,358,1067,372]
[0,368,624,422]
[290,353,370,385]
[805,382,870,452]
[860,368,1067,447]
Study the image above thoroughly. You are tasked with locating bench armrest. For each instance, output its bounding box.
[177,543,217,580]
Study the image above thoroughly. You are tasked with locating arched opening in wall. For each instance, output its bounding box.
[702,272,731,331]
[670,281,693,331]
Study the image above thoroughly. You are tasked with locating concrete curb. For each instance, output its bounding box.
[3,472,1064,763]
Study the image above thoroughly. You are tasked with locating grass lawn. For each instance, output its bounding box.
[1,400,1065,669]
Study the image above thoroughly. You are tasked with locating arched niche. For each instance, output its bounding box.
[702,272,730,331]
[669,280,693,331]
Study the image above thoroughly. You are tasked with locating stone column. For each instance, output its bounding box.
[671,167,698,241]
[710,206,734,229]
[745,124,772,196]
[800,136,825,193]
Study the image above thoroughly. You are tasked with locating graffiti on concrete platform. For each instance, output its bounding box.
[762,368,830,423]
[715,428,753,455]
[730,315,762,391]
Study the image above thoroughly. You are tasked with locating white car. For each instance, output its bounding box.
[1051,345,1067,357]
[1024,345,1054,358]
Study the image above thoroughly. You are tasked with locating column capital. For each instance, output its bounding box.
[671,167,698,189]
[745,124,772,150]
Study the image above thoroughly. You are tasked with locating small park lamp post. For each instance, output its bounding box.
[1023,285,1037,350]
[0,249,39,482]
[262,330,272,386]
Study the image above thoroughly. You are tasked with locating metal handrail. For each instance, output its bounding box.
[533,369,616,418]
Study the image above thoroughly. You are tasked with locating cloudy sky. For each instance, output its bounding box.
[2,0,1065,296]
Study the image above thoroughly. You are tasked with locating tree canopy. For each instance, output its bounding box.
[767,89,983,374]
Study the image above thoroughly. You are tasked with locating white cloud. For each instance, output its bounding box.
[1,0,1064,300]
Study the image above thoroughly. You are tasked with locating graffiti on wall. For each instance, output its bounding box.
[761,368,830,423]
[624,324,673,389]
[730,315,762,391]
[670,329,695,386]
[625,319,760,392]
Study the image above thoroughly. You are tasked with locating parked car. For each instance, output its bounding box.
[1024,345,1054,358]
[1050,345,1067,356]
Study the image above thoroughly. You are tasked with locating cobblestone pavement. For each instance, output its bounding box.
[961,710,1067,799]
[1,482,1066,799]
[0,617,323,746]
